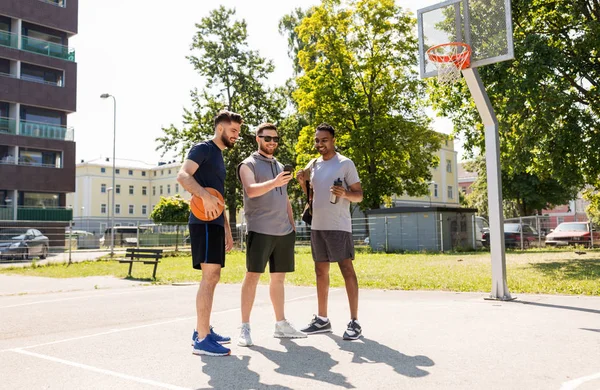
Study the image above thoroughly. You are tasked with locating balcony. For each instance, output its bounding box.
[20,36,75,62]
[19,120,74,141]
[0,31,18,50]
[0,206,14,220]
[17,207,72,221]
[0,117,17,135]
[39,0,67,7]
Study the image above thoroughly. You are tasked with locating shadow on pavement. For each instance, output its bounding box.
[515,300,600,315]
[252,339,354,389]
[198,354,292,390]
[327,333,434,378]
[580,328,600,333]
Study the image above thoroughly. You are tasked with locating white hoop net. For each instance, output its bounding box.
[427,43,471,86]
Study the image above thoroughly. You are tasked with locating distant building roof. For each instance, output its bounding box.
[77,157,182,170]
[458,162,478,181]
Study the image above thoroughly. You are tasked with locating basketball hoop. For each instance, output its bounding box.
[426,42,472,86]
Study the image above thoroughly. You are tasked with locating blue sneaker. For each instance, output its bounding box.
[193,334,231,356]
[192,326,231,345]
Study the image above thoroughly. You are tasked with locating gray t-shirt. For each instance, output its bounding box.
[309,153,360,232]
[239,152,294,236]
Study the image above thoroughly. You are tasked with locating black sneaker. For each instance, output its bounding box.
[301,315,333,334]
[343,320,362,340]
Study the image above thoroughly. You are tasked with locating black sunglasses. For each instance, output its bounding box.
[258,135,280,143]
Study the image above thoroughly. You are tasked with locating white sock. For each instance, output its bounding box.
[352,319,360,325]
[241,322,250,328]
[317,315,329,322]
[276,319,287,326]
[196,337,205,343]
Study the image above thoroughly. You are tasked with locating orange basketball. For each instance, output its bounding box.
[190,187,224,221]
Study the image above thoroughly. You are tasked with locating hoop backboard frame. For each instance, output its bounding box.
[417,0,514,79]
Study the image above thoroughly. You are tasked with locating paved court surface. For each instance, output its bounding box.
[1,276,599,389]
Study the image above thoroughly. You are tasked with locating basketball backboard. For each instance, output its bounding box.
[417,0,514,79]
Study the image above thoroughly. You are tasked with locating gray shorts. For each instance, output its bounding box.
[246,231,295,273]
[310,230,355,262]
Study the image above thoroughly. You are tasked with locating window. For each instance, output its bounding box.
[101,167,106,173]
[434,184,438,197]
[175,183,179,193]
[448,186,453,199]
[129,185,134,195]
[101,184,106,193]
[167,184,171,194]
[22,192,59,207]
[152,186,156,196]
[142,171,146,177]
[115,169,120,174]
[161,170,164,176]
[142,186,147,196]
[142,205,147,215]
[115,204,121,214]
[160,185,163,195]
[128,170,133,176]
[168,169,171,174]
[445,140,449,146]
[129,205,134,214]
[153,171,156,176]
[18,148,62,168]
[115,223,121,227]
[116,185,121,194]
[446,160,452,173]
[101,204,106,214]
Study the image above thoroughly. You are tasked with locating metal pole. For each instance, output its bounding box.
[472,214,476,250]
[110,96,116,257]
[538,215,542,247]
[384,216,389,253]
[136,220,140,249]
[440,213,444,252]
[68,220,72,265]
[590,222,594,249]
[462,67,512,300]
[519,216,524,250]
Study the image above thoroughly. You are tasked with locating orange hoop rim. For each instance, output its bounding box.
[426,42,472,69]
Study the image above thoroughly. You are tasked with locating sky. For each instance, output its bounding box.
[69,0,459,166]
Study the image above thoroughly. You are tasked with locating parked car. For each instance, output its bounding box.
[545,222,600,247]
[482,223,539,249]
[0,228,49,260]
[475,216,489,248]
[100,226,150,247]
[67,230,100,249]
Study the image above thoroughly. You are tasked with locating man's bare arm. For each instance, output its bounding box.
[287,199,295,231]
[239,164,292,199]
[177,160,210,199]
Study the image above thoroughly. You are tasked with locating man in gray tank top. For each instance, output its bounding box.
[236,123,307,346]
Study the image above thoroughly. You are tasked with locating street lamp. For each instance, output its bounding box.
[101,93,116,257]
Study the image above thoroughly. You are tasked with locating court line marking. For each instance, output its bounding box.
[561,371,600,390]
[11,349,191,390]
[0,292,318,353]
[0,286,177,309]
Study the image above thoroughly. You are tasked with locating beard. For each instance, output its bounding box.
[221,133,235,148]
[259,143,276,155]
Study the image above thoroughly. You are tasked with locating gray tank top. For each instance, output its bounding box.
[238,152,294,236]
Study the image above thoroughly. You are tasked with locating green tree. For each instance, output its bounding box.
[283,0,443,210]
[150,195,190,251]
[429,0,599,212]
[156,6,287,226]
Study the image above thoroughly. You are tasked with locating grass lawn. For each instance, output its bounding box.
[1,247,599,295]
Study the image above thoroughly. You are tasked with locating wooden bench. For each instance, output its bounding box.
[119,248,163,279]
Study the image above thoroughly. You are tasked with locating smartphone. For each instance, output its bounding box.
[283,164,294,175]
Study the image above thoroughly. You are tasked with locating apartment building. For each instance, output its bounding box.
[391,136,460,207]
[0,0,78,225]
[67,158,185,233]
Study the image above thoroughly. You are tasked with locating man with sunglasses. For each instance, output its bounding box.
[296,123,364,340]
[236,122,306,346]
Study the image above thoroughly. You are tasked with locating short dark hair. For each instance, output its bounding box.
[256,122,277,136]
[214,110,243,129]
[315,123,335,138]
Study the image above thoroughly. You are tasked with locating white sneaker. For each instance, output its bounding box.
[238,323,253,347]
[274,320,307,339]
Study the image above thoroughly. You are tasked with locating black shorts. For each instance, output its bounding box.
[190,223,225,270]
[246,231,295,273]
[311,230,355,262]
